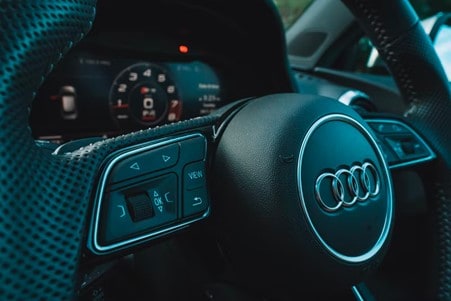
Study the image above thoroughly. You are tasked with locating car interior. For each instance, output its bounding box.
[1,0,451,300]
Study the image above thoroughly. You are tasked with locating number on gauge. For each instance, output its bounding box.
[109,63,182,129]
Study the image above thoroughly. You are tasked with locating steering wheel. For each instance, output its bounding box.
[1,0,450,300]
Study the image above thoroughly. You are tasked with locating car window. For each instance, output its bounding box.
[273,0,315,29]
[323,0,451,80]
[432,19,451,78]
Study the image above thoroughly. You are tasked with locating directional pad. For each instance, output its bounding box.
[90,134,209,254]
[109,143,179,183]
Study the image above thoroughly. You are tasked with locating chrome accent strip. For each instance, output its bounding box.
[297,114,394,263]
[89,133,208,254]
[338,90,370,106]
[352,286,365,301]
[366,119,436,169]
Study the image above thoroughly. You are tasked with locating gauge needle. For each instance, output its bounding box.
[113,104,129,109]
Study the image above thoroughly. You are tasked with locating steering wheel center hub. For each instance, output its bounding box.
[213,93,394,296]
[298,114,393,263]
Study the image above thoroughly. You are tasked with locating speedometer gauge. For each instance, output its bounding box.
[109,63,182,129]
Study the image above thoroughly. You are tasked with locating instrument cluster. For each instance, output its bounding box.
[30,49,224,143]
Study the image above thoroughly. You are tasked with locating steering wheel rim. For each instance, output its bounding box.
[0,0,450,300]
[0,1,96,299]
[342,0,451,299]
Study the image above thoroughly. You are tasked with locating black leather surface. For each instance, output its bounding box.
[212,93,393,298]
[342,0,451,299]
[0,1,96,299]
[0,1,219,299]
[342,0,451,167]
[431,170,451,300]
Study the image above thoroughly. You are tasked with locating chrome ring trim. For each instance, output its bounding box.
[363,162,380,197]
[352,286,365,301]
[315,162,380,212]
[297,114,394,263]
[89,133,208,255]
[338,90,370,106]
[314,172,343,212]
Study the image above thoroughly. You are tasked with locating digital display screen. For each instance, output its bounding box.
[30,51,224,143]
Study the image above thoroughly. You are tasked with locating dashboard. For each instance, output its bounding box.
[31,47,225,143]
[29,0,295,144]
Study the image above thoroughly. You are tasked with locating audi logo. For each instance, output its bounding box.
[314,162,380,212]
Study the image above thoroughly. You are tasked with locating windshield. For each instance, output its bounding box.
[434,22,451,78]
[273,0,314,29]
[276,0,451,81]
[410,0,451,19]
[275,0,451,29]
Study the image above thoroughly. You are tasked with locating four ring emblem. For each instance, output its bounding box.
[314,162,380,212]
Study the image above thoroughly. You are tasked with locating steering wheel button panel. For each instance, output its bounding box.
[366,119,436,169]
[369,122,410,134]
[109,143,179,183]
[375,141,398,164]
[100,174,178,245]
[90,133,209,254]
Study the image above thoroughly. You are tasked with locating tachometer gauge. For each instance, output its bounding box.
[109,63,182,129]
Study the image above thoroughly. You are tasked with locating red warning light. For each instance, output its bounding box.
[140,86,150,94]
[179,45,189,54]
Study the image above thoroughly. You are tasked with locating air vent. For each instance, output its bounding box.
[338,90,377,112]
